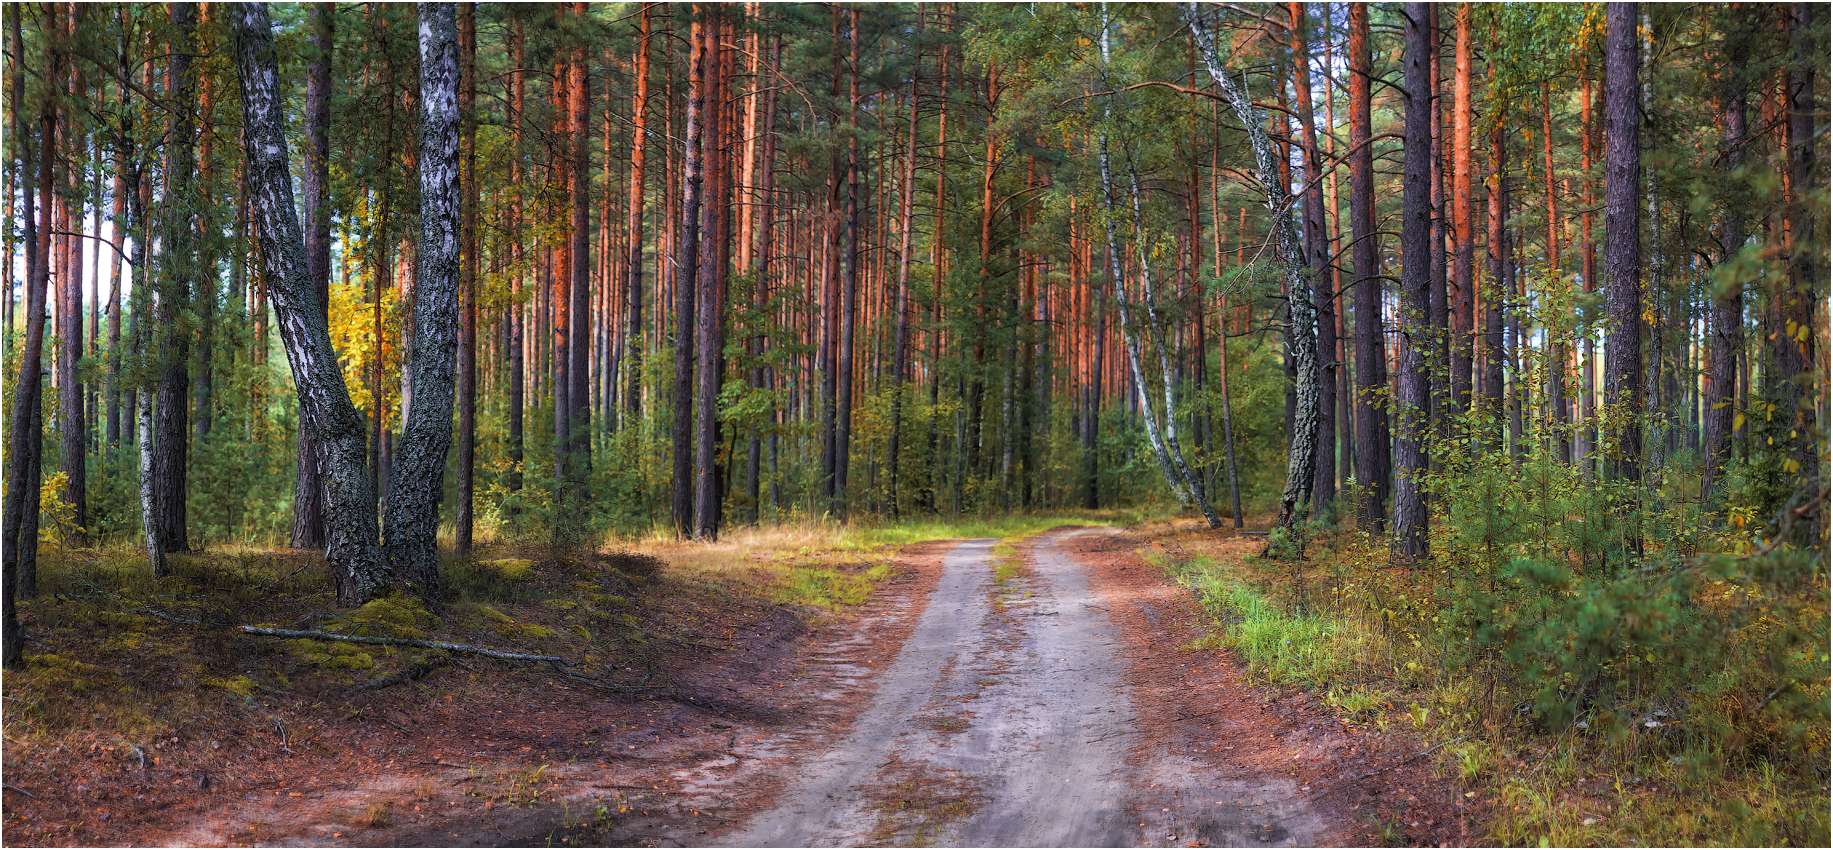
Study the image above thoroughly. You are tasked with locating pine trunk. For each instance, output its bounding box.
[1603,2,1643,488]
[1392,3,1432,562]
[1347,3,1388,530]
[671,8,705,538]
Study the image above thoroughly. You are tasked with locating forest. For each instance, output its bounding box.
[1,2,1828,846]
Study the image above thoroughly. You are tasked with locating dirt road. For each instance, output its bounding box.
[723,530,1325,847]
[82,527,1462,847]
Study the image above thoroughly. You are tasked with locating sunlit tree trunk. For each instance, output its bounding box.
[455,3,478,554]
[567,2,592,502]
[1451,3,1474,418]
[623,4,651,425]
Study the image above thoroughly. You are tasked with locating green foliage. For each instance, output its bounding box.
[777,563,892,610]
[1165,555,1348,688]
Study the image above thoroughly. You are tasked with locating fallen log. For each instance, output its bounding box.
[137,608,568,665]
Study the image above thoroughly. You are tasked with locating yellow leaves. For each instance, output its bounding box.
[327,277,403,421]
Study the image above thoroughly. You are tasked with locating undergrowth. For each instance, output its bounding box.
[1148,438,1829,846]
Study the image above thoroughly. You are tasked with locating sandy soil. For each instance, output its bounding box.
[716,530,1333,847]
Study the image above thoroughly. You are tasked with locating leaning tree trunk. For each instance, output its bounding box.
[232,1,389,604]
[382,2,461,598]
[1123,159,1223,528]
[1092,7,1200,518]
[1289,1,1337,511]
[1185,2,1319,530]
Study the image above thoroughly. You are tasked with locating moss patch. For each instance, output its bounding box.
[778,563,892,609]
[204,675,258,698]
[477,558,536,582]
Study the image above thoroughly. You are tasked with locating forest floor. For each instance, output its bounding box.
[2,517,1471,847]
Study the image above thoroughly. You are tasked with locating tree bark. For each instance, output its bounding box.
[106,153,125,448]
[1483,76,1508,441]
[293,1,333,551]
[746,26,781,522]
[693,10,726,539]
[58,47,86,541]
[381,2,461,596]
[1579,72,1598,473]
[233,1,390,604]
[566,3,593,513]
[1428,4,1448,447]
[4,9,52,654]
[1289,1,1336,512]
[1347,3,1388,530]
[1777,2,1823,540]
[834,7,862,518]
[671,8,705,538]
[623,4,651,425]
[1450,3,1474,418]
[1186,2,1309,529]
[153,2,197,555]
[1603,2,1643,489]
[506,17,526,501]
[1392,2,1432,562]
[455,3,478,554]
